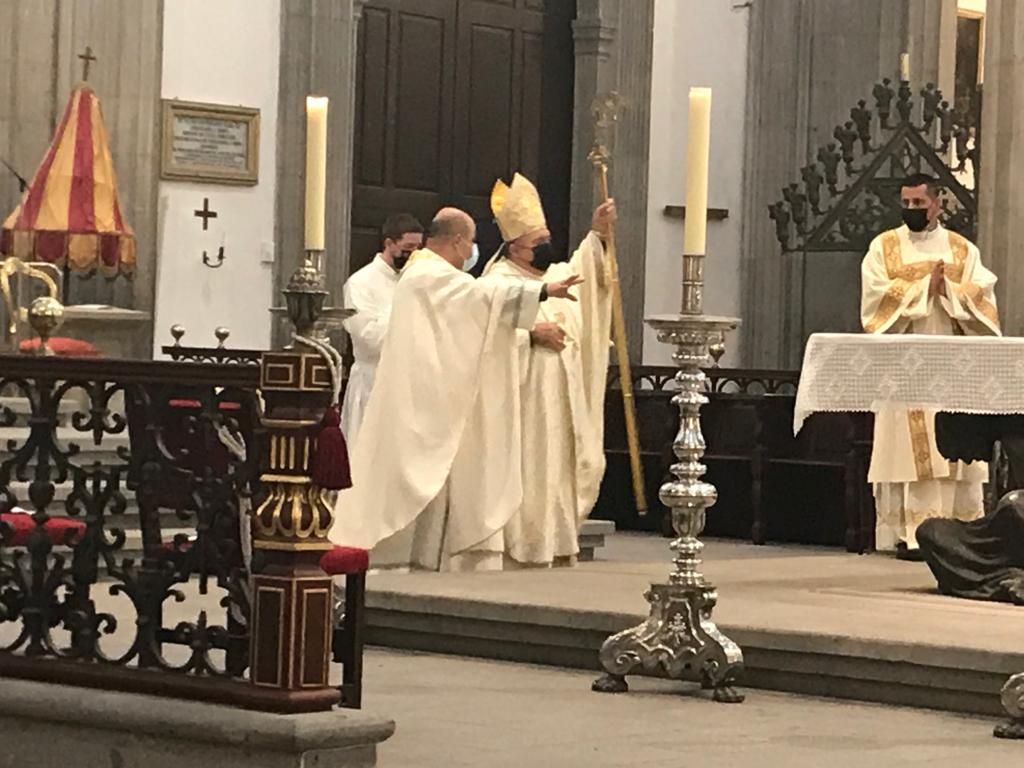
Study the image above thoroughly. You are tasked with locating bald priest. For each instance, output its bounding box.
[328,207,582,571]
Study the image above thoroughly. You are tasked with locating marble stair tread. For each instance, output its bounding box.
[0,396,77,420]
[0,426,130,451]
[580,519,615,536]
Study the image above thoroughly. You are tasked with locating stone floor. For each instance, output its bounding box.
[366,648,1022,768]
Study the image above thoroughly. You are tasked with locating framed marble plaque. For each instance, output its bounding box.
[161,100,260,185]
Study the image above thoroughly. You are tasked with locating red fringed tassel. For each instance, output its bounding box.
[311,405,352,490]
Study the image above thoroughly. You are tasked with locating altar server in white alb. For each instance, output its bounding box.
[485,173,615,567]
[329,207,584,571]
[340,213,424,447]
[861,173,1000,559]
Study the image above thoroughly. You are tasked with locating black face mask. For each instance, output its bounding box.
[901,207,930,233]
[530,242,558,272]
[393,249,414,270]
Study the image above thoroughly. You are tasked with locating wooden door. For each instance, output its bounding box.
[350,0,576,274]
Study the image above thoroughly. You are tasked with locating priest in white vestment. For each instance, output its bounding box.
[484,173,615,566]
[340,213,424,447]
[329,207,584,571]
[861,173,1000,559]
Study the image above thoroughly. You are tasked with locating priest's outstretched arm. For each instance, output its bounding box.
[568,199,615,286]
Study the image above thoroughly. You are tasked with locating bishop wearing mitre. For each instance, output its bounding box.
[861,174,1000,560]
[329,207,582,571]
[485,173,615,566]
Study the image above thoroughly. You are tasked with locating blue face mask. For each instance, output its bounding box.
[464,243,480,273]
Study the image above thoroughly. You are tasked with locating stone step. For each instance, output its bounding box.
[119,528,196,562]
[0,397,77,428]
[5,480,136,505]
[0,426,130,462]
[578,519,615,562]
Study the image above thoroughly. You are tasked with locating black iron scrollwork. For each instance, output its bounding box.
[770,75,981,255]
[0,359,258,681]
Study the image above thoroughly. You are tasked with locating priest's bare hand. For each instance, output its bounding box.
[545,275,584,301]
[531,322,566,352]
[592,200,617,238]
[928,261,945,298]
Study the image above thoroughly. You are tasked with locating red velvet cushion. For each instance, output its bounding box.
[167,399,242,411]
[1,512,86,547]
[18,337,100,357]
[320,545,369,575]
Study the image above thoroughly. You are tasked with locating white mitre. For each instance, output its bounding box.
[490,172,547,242]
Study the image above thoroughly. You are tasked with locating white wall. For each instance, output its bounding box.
[644,0,750,365]
[153,0,280,356]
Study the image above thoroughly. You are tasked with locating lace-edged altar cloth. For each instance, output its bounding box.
[794,333,1024,434]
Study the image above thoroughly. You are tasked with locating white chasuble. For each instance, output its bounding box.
[860,224,1000,550]
[340,255,399,448]
[487,232,613,566]
[329,248,542,571]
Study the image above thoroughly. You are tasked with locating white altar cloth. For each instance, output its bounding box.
[794,333,1024,434]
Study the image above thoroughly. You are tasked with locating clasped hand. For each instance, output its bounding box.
[531,322,566,352]
[928,261,946,298]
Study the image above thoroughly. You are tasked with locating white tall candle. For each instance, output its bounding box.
[683,87,712,256]
[900,52,910,82]
[304,96,329,251]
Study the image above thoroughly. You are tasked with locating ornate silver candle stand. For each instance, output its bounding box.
[271,250,354,341]
[592,252,744,703]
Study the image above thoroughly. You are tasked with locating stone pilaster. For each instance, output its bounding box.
[905,0,957,95]
[977,0,1024,336]
[572,0,653,363]
[273,0,359,348]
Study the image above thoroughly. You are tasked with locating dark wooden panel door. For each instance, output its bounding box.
[350,0,576,274]
[351,0,458,268]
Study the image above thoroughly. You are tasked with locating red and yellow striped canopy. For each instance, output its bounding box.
[0,84,135,275]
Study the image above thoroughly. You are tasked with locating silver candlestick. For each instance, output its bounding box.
[272,250,354,342]
[592,251,744,703]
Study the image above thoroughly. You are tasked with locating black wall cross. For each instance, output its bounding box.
[194,198,218,231]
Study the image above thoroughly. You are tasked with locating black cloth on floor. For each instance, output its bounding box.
[917,492,1024,604]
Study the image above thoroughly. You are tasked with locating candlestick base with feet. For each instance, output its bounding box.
[593,252,744,703]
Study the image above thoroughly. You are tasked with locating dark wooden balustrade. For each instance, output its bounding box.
[0,353,343,711]
[596,365,876,553]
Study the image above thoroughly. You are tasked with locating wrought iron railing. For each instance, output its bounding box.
[0,354,262,698]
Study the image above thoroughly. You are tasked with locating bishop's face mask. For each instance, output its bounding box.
[530,241,557,272]
[901,207,930,233]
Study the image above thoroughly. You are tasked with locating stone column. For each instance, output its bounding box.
[905,0,957,95]
[273,0,359,348]
[977,0,1024,335]
[739,0,817,369]
[572,0,653,363]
